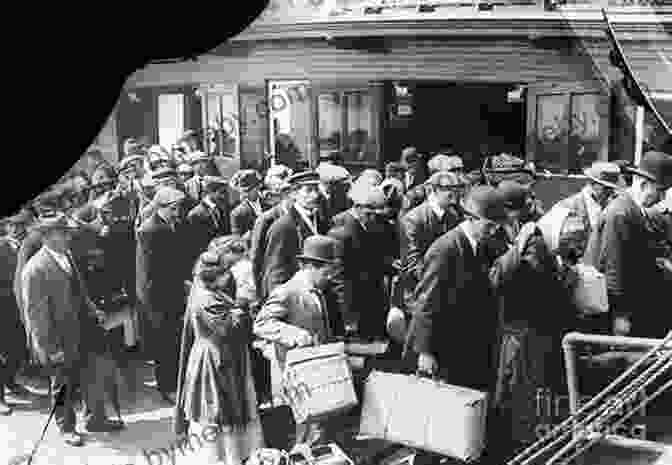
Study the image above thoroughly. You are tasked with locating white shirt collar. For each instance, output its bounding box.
[428,196,445,220]
[45,245,72,274]
[294,203,317,233]
[459,221,478,255]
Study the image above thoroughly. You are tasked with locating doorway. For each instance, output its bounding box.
[389,82,526,170]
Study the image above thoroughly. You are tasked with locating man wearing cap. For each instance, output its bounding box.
[401,171,466,285]
[177,162,195,185]
[185,151,212,202]
[136,186,191,402]
[596,151,672,338]
[406,185,508,392]
[254,235,341,446]
[230,169,264,240]
[21,212,121,444]
[384,162,407,187]
[262,171,332,298]
[401,146,429,191]
[549,162,621,259]
[316,151,350,184]
[328,183,390,340]
[0,210,33,413]
[316,152,352,219]
[186,176,232,264]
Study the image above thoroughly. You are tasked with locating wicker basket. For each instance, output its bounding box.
[283,342,358,424]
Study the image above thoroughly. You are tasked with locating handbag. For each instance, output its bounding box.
[572,263,609,316]
[358,371,488,463]
[282,342,358,424]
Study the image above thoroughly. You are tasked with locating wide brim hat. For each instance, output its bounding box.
[629,151,672,189]
[583,161,621,190]
[230,170,262,192]
[286,170,321,189]
[296,234,341,265]
[33,211,79,232]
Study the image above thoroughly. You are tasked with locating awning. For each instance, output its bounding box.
[603,10,672,136]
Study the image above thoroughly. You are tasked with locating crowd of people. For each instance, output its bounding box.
[0,132,670,464]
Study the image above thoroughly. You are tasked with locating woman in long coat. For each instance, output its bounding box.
[174,236,265,465]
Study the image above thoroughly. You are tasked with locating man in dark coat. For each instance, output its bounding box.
[405,185,508,392]
[262,171,331,299]
[596,151,672,338]
[230,169,264,241]
[136,186,191,402]
[329,183,390,340]
[184,151,212,203]
[185,176,231,268]
[400,171,467,284]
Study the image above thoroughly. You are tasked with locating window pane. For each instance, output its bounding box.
[269,80,312,170]
[344,91,375,164]
[318,93,343,157]
[205,92,239,157]
[158,94,184,149]
[570,93,604,172]
[535,94,569,173]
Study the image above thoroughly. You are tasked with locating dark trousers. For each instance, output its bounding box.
[153,321,182,394]
[50,363,82,433]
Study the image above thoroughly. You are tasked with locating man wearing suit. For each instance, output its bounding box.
[136,187,190,402]
[230,169,264,241]
[550,162,621,260]
[184,151,211,203]
[401,171,467,283]
[262,171,331,298]
[254,235,341,446]
[185,176,231,267]
[329,183,390,340]
[406,185,508,392]
[596,151,672,338]
[21,213,121,446]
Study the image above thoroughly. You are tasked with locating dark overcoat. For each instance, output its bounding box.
[261,205,331,298]
[249,202,290,302]
[186,200,231,267]
[230,199,260,239]
[405,226,499,392]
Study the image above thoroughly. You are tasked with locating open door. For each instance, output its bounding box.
[526,81,610,174]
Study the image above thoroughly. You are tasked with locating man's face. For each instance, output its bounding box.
[292,184,321,211]
[592,183,614,206]
[357,204,384,229]
[211,186,229,205]
[471,218,500,244]
[307,262,337,289]
[8,222,26,239]
[245,187,260,202]
[45,228,73,250]
[431,184,459,210]
[641,179,666,208]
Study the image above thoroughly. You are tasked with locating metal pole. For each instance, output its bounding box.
[634,105,645,165]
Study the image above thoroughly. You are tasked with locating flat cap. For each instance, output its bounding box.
[583,161,621,190]
[286,170,321,188]
[153,186,186,206]
[464,185,507,222]
[348,182,387,208]
[427,170,466,188]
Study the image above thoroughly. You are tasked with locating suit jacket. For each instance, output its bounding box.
[329,210,389,338]
[596,193,664,335]
[230,199,261,239]
[136,212,190,335]
[21,246,100,367]
[406,226,499,391]
[262,204,331,298]
[249,201,290,301]
[401,201,463,280]
[14,229,44,316]
[186,199,230,265]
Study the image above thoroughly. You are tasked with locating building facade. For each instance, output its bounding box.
[108,0,670,202]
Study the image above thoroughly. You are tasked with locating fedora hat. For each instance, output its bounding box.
[630,151,672,189]
[297,235,341,265]
[34,211,79,233]
[583,161,621,190]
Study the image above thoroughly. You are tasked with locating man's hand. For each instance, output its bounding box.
[613,316,632,336]
[417,352,438,376]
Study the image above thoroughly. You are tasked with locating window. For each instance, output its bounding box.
[316,89,376,165]
[527,83,609,174]
[200,85,240,158]
[269,80,313,169]
[158,94,185,149]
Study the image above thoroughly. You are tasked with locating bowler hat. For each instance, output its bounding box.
[230,170,262,192]
[497,180,531,210]
[153,186,186,207]
[34,211,79,233]
[286,171,321,189]
[297,235,341,265]
[583,161,621,190]
[464,185,507,222]
[629,151,672,189]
